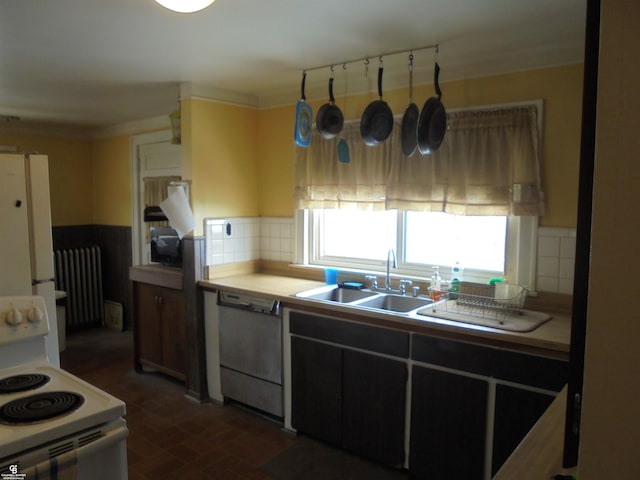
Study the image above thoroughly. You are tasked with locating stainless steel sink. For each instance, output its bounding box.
[358,294,433,313]
[295,285,379,303]
[293,284,549,332]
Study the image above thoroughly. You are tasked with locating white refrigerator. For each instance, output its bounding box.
[0,153,60,366]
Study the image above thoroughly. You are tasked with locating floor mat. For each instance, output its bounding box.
[260,436,408,480]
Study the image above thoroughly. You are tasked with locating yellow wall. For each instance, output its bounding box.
[185,98,260,235]
[256,105,296,216]
[0,129,138,228]
[89,134,132,226]
[1,63,583,231]
[0,131,93,226]
[257,63,584,227]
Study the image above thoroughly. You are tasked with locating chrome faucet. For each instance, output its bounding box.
[365,275,378,290]
[386,249,397,291]
[400,279,413,296]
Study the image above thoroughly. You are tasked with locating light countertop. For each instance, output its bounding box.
[200,273,571,358]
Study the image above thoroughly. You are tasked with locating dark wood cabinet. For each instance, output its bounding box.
[409,333,568,478]
[491,384,554,476]
[289,311,566,478]
[410,365,488,479]
[133,281,186,381]
[290,314,408,468]
[343,349,406,467]
[291,336,342,446]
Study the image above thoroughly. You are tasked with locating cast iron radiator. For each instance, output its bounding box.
[54,246,105,329]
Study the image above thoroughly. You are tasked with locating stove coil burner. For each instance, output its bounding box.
[0,391,84,424]
[0,374,50,394]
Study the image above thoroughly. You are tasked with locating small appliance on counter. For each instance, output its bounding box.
[0,295,128,479]
[150,226,183,267]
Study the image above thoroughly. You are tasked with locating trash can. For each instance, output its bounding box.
[55,290,67,352]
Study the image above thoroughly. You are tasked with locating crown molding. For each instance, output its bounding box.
[90,115,171,139]
[180,82,259,108]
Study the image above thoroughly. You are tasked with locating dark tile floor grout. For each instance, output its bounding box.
[60,327,297,479]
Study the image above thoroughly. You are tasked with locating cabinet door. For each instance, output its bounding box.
[342,349,406,467]
[159,287,186,377]
[291,336,342,446]
[410,365,488,479]
[135,283,163,367]
[491,384,554,476]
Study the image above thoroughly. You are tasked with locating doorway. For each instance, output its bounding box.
[130,130,181,266]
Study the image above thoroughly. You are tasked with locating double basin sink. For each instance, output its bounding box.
[294,283,552,333]
[294,284,435,314]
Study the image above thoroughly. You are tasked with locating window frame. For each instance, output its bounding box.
[296,209,538,291]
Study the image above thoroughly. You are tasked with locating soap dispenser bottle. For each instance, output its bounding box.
[450,261,464,299]
[430,266,442,301]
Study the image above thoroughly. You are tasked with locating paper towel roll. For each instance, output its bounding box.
[160,188,195,239]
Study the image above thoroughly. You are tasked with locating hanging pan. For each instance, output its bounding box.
[401,53,419,156]
[360,65,394,146]
[294,71,312,147]
[316,71,344,140]
[417,61,447,155]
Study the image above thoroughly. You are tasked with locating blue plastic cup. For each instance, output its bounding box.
[324,268,338,285]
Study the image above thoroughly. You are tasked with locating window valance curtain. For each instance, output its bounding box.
[294,122,390,210]
[294,105,544,216]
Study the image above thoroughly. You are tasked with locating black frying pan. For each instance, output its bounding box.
[417,62,447,155]
[316,76,344,140]
[401,55,419,156]
[360,67,394,146]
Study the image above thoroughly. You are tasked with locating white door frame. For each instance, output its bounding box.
[130,129,175,266]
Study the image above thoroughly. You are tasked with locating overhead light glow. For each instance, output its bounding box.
[154,0,215,13]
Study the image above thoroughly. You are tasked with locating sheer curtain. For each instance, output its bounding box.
[295,105,544,216]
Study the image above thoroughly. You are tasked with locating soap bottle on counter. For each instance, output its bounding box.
[430,266,442,301]
[450,261,464,299]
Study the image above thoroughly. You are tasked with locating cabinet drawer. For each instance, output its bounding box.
[492,349,568,391]
[412,334,493,377]
[412,333,568,391]
[290,311,409,357]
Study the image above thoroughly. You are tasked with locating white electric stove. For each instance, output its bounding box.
[0,296,128,479]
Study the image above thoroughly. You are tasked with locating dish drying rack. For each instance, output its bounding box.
[431,282,527,325]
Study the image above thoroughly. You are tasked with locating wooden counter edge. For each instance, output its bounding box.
[130,265,184,290]
[493,385,577,479]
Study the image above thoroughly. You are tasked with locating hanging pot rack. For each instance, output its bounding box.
[302,43,439,75]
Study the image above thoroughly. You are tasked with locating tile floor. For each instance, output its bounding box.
[60,328,297,479]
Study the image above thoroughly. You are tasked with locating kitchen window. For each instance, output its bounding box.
[300,209,537,288]
[294,102,543,289]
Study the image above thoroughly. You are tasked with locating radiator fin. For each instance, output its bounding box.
[54,246,104,328]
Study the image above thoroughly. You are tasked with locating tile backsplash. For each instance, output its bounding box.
[536,227,576,294]
[204,217,293,266]
[205,216,575,295]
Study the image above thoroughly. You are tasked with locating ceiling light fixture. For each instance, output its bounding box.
[154,0,215,13]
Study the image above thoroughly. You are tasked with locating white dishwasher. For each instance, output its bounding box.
[217,291,282,417]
